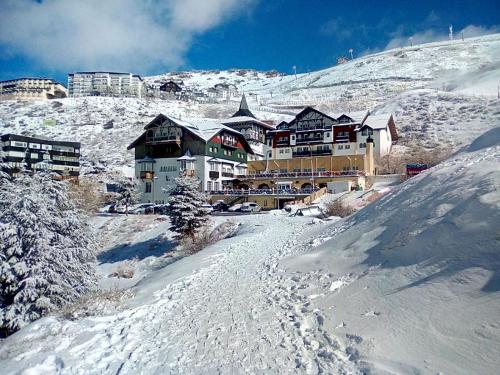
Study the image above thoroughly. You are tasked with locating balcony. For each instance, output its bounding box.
[292,149,332,157]
[244,170,364,180]
[146,135,181,145]
[221,171,234,178]
[276,140,289,145]
[222,138,238,148]
[140,171,154,179]
[296,136,323,144]
[183,169,195,177]
[335,135,350,143]
[209,171,219,179]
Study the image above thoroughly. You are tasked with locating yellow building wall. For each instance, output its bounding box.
[248,154,367,174]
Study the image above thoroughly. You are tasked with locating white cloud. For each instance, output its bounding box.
[0,0,254,74]
[384,24,500,50]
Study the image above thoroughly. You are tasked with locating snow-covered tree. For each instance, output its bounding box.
[167,176,210,239]
[112,175,140,215]
[0,172,97,336]
[0,147,11,181]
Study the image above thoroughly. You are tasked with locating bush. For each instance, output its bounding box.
[68,179,107,214]
[58,288,133,320]
[324,199,356,218]
[109,260,137,279]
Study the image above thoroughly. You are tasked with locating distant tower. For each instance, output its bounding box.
[409,37,413,47]
[449,25,453,41]
[349,48,354,60]
[292,65,297,79]
[231,93,256,118]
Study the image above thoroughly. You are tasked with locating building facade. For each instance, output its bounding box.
[128,114,253,204]
[0,78,67,101]
[0,134,80,179]
[68,72,144,98]
[221,94,275,161]
[264,107,397,159]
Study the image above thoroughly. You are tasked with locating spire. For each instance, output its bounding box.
[231,94,256,118]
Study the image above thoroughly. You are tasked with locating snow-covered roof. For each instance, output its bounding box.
[360,113,393,130]
[128,114,253,153]
[221,116,275,129]
[177,151,196,161]
[328,110,368,123]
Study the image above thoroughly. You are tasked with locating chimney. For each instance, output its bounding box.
[365,136,375,175]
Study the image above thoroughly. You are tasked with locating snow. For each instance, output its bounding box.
[0,128,499,373]
[0,34,500,374]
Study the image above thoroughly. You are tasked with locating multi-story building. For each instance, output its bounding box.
[0,78,67,101]
[68,72,144,98]
[228,107,397,199]
[127,114,254,203]
[221,94,274,161]
[0,134,80,180]
[264,107,397,159]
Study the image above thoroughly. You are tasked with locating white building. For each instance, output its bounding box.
[127,114,254,204]
[68,72,145,98]
[356,113,398,156]
[0,78,67,101]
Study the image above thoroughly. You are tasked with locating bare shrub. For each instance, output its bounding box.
[180,221,240,255]
[180,227,213,255]
[324,199,356,218]
[68,179,107,214]
[58,288,133,320]
[109,259,137,279]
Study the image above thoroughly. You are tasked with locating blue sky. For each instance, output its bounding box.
[0,0,499,85]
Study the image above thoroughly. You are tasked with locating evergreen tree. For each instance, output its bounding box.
[0,172,97,336]
[167,176,210,239]
[0,147,11,181]
[113,175,140,215]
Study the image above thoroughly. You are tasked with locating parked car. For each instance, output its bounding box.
[228,203,243,212]
[201,204,214,213]
[153,204,169,215]
[240,202,262,212]
[129,203,155,215]
[212,201,229,212]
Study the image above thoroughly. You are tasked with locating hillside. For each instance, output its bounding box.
[0,34,499,176]
[0,128,498,374]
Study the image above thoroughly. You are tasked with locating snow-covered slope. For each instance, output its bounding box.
[0,34,499,173]
[0,129,498,374]
[282,127,500,374]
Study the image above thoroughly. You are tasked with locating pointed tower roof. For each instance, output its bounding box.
[231,94,255,118]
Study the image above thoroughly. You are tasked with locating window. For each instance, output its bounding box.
[292,168,300,172]
[214,147,218,153]
[345,144,351,149]
[210,163,218,171]
[279,168,287,173]
[338,145,344,150]
[361,129,373,136]
[326,132,330,137]
[291,135,295,140]
[214,182,219,191]
[209,147,213,152]
[360,143,366,148]
[317,167,326,172]
[145,182,152,193]
[303,168,312,172]
[207,181,212,191]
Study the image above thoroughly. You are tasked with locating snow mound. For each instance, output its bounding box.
[282,130,500,374]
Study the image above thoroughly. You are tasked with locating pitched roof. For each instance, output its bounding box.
[221,116,275,129]
[127,114,254,153]
[231,94,255,118]
[360,113,393,130]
